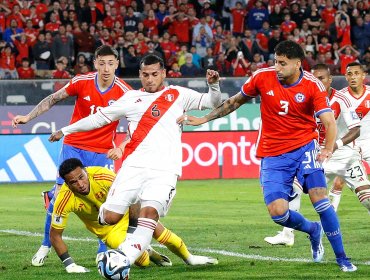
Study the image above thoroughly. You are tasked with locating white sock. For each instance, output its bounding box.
[328,188,342,212]
[118,218,157,264]
[357,189,370,212]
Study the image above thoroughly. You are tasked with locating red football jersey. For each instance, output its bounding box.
[64,72,132,153]
[241,67,330,157]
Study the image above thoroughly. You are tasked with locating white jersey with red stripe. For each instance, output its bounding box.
[338,85,370,162]
[62,85,216,176]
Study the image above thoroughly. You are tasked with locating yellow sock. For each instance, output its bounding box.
[134,250,150,267]
[156,228,190,261]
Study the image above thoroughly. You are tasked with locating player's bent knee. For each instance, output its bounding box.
[98,206,123,225]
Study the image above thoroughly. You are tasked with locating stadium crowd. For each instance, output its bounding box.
[0,0,369,79]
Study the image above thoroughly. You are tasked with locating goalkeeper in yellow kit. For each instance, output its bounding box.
[50,158,217,273]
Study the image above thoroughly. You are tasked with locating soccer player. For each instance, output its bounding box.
[327,62,370,212]
[51,158,217,273]
[12,45,132,267]
[48,54,222,277]
[178,41,357,272]
[265,63,369,246]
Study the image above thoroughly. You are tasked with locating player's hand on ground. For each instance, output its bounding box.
[49,130,64,142]
[206,69,220,84]
[317,148,332,163]
[12,115,30,127]
[65,263,90,273]
[177,114,206,126]
[107,147,123,160]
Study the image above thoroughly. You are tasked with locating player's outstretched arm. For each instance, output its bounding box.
[50,227,90,273]
[178,91,251,126]
[333,126,360,152]
[12,88,69,127]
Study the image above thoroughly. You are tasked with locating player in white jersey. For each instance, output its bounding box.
[265,63,367,247]
[327,62,370,212]
[48,54,222,277]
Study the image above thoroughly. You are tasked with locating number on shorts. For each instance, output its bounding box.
[347,165,364,179]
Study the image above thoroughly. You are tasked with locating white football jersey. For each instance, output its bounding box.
[338,85,370,144]
[64,85,214,176]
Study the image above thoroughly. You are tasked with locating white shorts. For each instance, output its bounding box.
[325,158,370,191]
[358,140,370,164]
[103,164,178,217]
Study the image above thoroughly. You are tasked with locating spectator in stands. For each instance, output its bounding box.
[318,35,332,55]
[269,4,284,28]
[202,47,216,71]
[280,13,297,39]
[143,9,159,38]
[81,0,104,25]
[33,32,53,70]
[10,33,35,66]
[247,0,269,32]
[335,10,351,47]
[200,0,216,18]
[231,50,250,77]
[17,57,35,79]
[6,4,25,28]
[99,27,114,46]
[51,25,74,67]
[252,52,268,70]
[180,53,201,77]
[239,29,262,62]
[27,5,42,28]
[352,16,370,55]
[0,42,18,79]
[194,25,213,58]
[33,0,48,19]
[73,53,91,75]
[225,36,241,63]
[3,19,23,43]
[24,19,39,45]
[228,1,246,37]
[124,6,140,33]
[160,31,177,69]
[156,2,169,35]
[215,52,231,76]
[167,62,182,78]
[74,21,96,62]
[305,3,321,29]
[52,58,71,79]
[190,46,202,69]
[320,0,337,29]
[114,36,126,76]
[177,44,189,67]
[305,34,317,55]
[45,12,61,35]
[45,1,63,23]
[268,28,283,58]
[192,16,213,46]
[169,12,191,46]
[124,44,140,77]
[336,45,360,74]
[290,2,304,28]
[143,40,164,60]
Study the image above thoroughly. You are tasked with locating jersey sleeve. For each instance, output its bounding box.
[64,77,79,96]
[179,86,206,111]
[240,74,259,98]
[340,103,361,129]
[51,188,73,230]
[313,82,332,117]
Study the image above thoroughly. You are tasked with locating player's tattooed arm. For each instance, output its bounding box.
[178,92,252,126]
[28,88,69,120]
[12,88,69,127]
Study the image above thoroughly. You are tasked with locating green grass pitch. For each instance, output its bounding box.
[0,179,369,279]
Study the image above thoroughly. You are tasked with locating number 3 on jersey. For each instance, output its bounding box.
[279,100,289,115]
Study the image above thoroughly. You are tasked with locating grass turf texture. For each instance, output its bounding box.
[0,179,369,280]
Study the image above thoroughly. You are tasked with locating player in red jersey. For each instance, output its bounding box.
[12,45,133,272]
[179,41,357,272]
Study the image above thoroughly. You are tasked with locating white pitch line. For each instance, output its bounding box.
[1,229,369,266]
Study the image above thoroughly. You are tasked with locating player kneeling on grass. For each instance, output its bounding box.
[50,158,217,273]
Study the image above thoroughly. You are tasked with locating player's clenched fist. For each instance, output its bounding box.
[49,130,64,142]
[206,69,220,84]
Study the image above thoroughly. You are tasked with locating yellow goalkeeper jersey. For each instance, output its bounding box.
[51,166,128,248]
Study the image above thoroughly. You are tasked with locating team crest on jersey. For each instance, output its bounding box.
[108,99,116,106]
[294,93,305,103]
[165,94,174,102]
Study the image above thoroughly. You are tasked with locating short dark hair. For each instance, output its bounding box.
[94,45,118,59]
[59,158,84,180]
[275,40,305,61]
[312,63,330,74]
[346,62,364,71]
[140,54,164,69]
